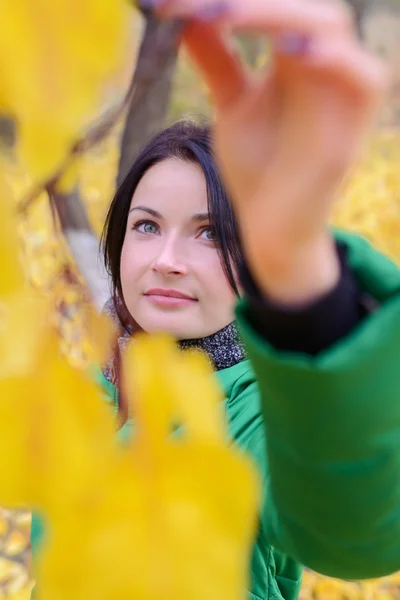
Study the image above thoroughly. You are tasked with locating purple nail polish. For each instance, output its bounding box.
[139,0,167,10]
[276,33,312,56]
[196,2,231,22]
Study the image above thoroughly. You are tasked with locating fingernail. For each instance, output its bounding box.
[195,2,231,22]
[139,0,168,10]
[276,33,312,56]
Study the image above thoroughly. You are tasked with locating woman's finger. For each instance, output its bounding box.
[291,39,389,103]
[157,0,354,38]
[182,20,249,110]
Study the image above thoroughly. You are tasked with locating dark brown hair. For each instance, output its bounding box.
[101,120,245,420]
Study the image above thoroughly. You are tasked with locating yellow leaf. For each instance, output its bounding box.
[55,158,79,195]
[28,334,260,600]
[0,0,130,180]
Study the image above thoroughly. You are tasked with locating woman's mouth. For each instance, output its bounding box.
[143,288,198,308]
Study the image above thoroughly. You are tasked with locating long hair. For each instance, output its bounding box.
[101,120,245,420]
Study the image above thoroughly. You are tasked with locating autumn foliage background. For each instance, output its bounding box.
[0,2,399,599]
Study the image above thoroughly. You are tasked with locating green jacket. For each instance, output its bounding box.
[31,231,400,600]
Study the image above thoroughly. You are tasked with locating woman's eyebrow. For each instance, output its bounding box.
[129,207,209,222]
[129,206,162,219]
[192,212,209,222]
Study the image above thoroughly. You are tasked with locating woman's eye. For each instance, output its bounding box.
[199,227,217,241]
[134,220,159,234]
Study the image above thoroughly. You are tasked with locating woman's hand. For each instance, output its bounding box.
[155,0,389,304]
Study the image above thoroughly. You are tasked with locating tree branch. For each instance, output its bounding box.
[16,8,184,312]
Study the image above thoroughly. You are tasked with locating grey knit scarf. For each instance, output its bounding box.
[101,297,247,385]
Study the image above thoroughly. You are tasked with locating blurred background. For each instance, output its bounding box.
[0,0,399,597]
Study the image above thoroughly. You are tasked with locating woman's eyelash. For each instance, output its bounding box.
[131,221,217,240]
[131,219,159,234]
[198,226,218,240]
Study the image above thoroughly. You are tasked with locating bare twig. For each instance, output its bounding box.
[16,8,184,312]
[18,11,184,216]
[17,71,137,216]
[47,185,110,312]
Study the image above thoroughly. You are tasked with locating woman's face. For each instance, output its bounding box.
[120,158,237,340]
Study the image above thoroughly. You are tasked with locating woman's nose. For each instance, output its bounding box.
[151,238,188,277]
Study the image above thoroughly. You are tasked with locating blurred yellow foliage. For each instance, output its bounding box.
[333,134,400,264]
[0,2,396,599]
[37,337,259,600]
[0,12,399,597]
[0,0,129,181]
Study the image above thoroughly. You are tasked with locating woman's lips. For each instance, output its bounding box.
[143,289,198,308]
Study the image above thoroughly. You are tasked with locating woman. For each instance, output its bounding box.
[32,1,400,599]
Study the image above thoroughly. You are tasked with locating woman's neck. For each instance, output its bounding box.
[102,298,247,384]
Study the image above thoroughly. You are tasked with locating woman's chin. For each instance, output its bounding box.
[137,312,204,340]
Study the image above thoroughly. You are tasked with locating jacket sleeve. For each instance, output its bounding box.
[235,233,400,580]
[30,513,45,570]
[239,239,374,355]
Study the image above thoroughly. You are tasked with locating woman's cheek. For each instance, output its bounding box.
[121,240,151,289]
[120,243,129,284]
[120,242,138,290]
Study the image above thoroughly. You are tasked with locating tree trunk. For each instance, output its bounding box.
[344,0,369,39]
[0,116,15,151]
[49,185,110,312]
[116,12,180,188]
[236,35,266,69]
